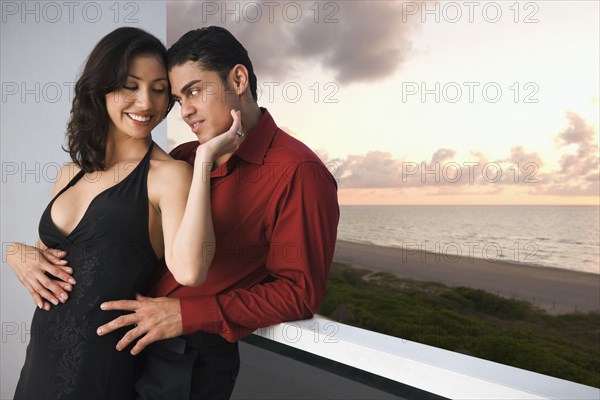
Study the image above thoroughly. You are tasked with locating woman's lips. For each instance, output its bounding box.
[126,112,152,126]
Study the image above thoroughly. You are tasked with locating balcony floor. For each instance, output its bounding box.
[232,337,413,399]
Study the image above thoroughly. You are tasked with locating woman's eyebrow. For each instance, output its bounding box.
[128,74,168,82]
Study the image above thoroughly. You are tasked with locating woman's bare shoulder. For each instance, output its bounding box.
[51,162,81,197]
[149,144,193,182]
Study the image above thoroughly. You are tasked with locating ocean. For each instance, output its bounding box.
[337,205,600,274]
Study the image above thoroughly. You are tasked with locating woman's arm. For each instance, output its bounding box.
[6,242,74,310]
[159,110,243,286]
[5,164,77,309]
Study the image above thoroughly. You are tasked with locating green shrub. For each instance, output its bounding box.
[318,263,600,388]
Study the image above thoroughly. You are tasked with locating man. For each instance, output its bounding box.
[8,27,339,399]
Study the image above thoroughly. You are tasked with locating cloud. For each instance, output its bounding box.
[555,111,599,177]
[291,1,419,83]
[430,148,456,164]
[556,111,594,146]
[316,111,598,198]
[167,1,423,84]
[499,146,543,167]
[338,151,405,188]
[533,111,600,196]
[320,147,543,190]
[586,172,600,182]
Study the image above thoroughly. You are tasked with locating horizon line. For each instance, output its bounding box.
[338,204,600,207]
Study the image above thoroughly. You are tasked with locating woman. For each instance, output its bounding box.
[9,27,243,399]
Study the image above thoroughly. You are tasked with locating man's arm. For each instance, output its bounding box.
[99,161,339,352]
[179,161,339,341]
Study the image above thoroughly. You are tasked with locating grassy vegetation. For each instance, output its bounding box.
[318,262,600,388]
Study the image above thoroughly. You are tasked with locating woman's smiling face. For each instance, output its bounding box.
[105,54,169,140]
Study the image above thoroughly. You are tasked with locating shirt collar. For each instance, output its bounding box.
[234,107,278,165]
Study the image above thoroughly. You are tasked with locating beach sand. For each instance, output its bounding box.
[333,240,600,315]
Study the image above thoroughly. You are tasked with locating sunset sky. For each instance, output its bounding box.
[166,1,599,205]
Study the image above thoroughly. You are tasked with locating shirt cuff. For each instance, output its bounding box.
[179,295,222,335]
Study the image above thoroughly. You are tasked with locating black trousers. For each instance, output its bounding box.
[135,332,240,400]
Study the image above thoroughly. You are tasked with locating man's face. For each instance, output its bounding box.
[169,61,237,144]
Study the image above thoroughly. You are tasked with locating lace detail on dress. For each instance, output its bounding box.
[71,247,101,306]
[46,311,90,398]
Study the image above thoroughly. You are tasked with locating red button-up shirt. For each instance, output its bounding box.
[145,109,339,342]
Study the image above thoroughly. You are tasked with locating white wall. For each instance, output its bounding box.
[0,2,166,396]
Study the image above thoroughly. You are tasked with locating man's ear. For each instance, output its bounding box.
[229,64,249,96]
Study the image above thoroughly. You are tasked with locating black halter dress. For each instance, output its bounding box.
[14,142,159,399]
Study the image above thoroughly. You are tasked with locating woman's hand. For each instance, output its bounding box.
[195,109,245,164]
[6,242,75,310]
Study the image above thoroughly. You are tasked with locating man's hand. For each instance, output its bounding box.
[97,294,183,355]
[5,242,75,310]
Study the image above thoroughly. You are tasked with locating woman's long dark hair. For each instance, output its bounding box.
[66,27,173,172]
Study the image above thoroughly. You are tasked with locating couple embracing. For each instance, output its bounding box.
[7,26,339,399]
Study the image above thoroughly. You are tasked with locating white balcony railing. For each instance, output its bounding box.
[252,316,600,400]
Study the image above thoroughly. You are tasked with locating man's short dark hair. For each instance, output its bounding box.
[167,26,258,101]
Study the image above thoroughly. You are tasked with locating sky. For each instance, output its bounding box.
[166,1,599,205]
